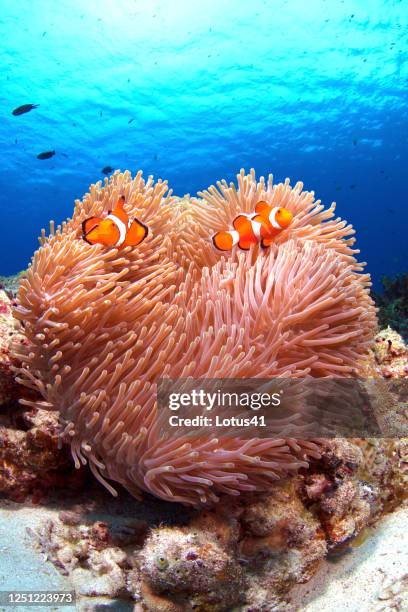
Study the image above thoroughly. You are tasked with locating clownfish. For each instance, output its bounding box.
[212,202,293,251]
[82,196,148,248]
[253,202,293,247]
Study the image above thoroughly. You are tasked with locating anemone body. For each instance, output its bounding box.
[13,169,377,505]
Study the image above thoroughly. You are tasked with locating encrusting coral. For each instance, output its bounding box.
[12,168,377,506]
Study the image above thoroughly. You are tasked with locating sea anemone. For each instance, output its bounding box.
[12,169,377,505]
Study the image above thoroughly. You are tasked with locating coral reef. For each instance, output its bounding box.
[12,169,377,505]
[4,316,403,608]
[27,435,407,611]
[374,274,408,341]
[1,171,405,610]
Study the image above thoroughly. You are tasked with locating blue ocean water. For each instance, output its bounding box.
[1,0,407,289]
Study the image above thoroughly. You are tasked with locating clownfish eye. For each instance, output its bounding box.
[277,208,282,214]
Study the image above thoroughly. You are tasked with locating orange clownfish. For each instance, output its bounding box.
[253,202,293,247]
[82,196,148,248]
[212,203,293,251]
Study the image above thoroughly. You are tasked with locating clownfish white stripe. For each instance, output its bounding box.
[230,230,240,245]
[269,207,283,230]
[251,219,262,239]
[106,214,127,247]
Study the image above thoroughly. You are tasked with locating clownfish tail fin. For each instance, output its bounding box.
[123,217,149,247]
[136,219,149,240]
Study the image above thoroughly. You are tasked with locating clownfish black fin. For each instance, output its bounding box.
[260,237,273,248]
[237,241,251,251]
[82,217,102,243]
[123,217,149,247]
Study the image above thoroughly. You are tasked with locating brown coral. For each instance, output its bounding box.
[12,168,377,505]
